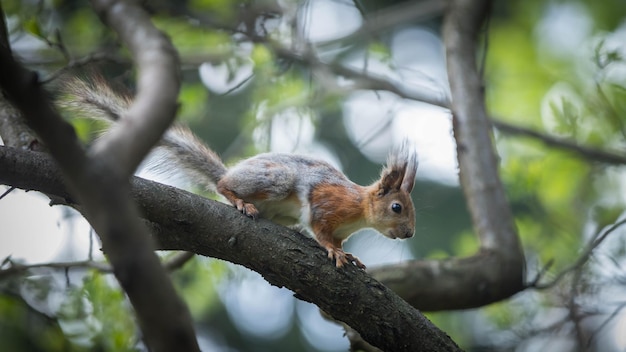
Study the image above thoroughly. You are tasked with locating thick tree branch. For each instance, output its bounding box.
[0,99,41,150]
[0,146,461,352]
[367,0,526,311]
[444,0,525,288]
[0,2,40,151]
[0,2,198,351]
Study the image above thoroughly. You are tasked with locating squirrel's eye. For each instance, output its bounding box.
[391,203,402,214]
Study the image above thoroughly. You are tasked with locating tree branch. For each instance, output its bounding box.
[271,35,626,168]
[0,259,112,279]
[531,218,626,290]
[0,250,195,279]
[445,0,518,252]
[0,146,461,352]
[0,1,199,350]
[362,0,528,312]
[89,0,180,176]
[492,118,626,165]
[270,43,450,109]
[316,0,447,46]
[0,2,41,151]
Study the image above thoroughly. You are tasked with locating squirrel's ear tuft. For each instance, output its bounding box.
[380,140,418,194]
[379,168,403,195]
[401,150,418,193]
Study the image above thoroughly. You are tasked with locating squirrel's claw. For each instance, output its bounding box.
[344,252,366,270]
[326,247,366,270]
[234,199,259,219]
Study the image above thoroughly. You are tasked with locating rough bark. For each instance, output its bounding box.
[0,2,41,151]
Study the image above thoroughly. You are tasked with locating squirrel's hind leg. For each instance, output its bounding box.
[216,164,296,220]
[217,182,260,219]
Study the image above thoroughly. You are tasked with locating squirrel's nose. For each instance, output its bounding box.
[387,228,414,239]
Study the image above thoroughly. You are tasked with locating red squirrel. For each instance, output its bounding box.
[61,76,418,269]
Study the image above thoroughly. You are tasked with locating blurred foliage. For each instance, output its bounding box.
[2,0,626,351]
[0,293,73,351]
[169,256,226,319]
[58,273,137,351]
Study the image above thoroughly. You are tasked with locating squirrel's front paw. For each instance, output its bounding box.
[326,248,366,269]
[344,252,366,270]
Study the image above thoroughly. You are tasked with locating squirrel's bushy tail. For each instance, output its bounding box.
[58,75,227,188]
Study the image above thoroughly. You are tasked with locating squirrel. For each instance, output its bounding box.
[59,75,419,269]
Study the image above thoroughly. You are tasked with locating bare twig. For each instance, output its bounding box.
[568,262,587,347]
[217,73,255,96]
[180,3,451,109]
[0,259,112,279]
[270,43,450,108]
[264,35,626,169]
[587,301,626,347]
[0,251,196,280]
[0,185,15,200]
[532,218,626,289]
[316,0,447,47]
[163,251,195,271]
[492,118,626,165]
[41,51,127,84]
[526,258,554,287]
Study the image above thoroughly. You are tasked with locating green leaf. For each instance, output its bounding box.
[24,18,43,38]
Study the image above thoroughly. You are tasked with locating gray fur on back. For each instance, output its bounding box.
[225,153,351,200]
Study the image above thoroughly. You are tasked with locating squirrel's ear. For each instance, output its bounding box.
[400,152,418,193]
[379,140,418,195]
[379,168,405,195]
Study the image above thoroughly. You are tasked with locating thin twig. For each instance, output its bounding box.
[478,2,491,80]
[271,43,450,109]
[587,301,626,348]
[316,0,446,48]
[0,259,112,279]
[0,185,16,200]
[163,251,195,271]
[41,51,127,84]
[0,251,195,281]
[492,118,626,166]
[526,258,554,287]
[217,73,255,96]
[568,261,586,347]
[532,218,626,289]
